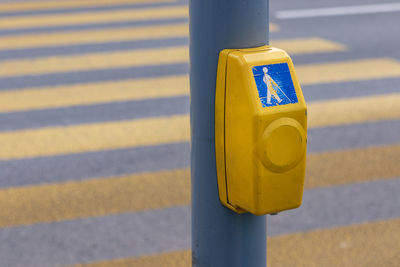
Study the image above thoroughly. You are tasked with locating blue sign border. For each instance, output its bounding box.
[252,63,298,108]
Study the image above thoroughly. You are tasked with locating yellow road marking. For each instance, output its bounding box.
[0,0,174,12]
[0,76,189,113]
[0,58,396,114]
[0,37,338,78]
[0,6,278,32]
[0,24,189,51]
[309,93,400,128]
[0,169,190,227]
[268,219,400,267]
[0,115,190,160]
[0,22,310,51]
[305,144,400,188]
[270,24,279,32]
[297,58,400,85]
[0,46,189,77]
[68,219,400,267]
[0,94,399,160]
[0,54,395,83]
[0,25,278,51]
[0,38,348,113]
[70,251,191,267]
[272,37,346,54]
[1,145,399,227]
[0,6,189,30]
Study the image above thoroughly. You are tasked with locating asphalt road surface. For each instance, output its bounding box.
[0,0,399,266]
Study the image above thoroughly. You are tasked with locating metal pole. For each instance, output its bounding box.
[189,0,269,266]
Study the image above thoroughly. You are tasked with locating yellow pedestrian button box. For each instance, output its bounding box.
[215,46,307,215]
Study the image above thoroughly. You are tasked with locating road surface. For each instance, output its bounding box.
[0,0,399,266]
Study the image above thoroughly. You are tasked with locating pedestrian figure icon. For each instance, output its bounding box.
[252,63,298,108]
[262,67,283,105]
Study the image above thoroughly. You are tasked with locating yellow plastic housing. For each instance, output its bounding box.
[215,46,307,215]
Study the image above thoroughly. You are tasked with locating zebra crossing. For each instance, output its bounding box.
[0,0,399,266]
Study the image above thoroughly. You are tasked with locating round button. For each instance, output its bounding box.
[258,118,306,173]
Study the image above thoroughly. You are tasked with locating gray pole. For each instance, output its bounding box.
[189,0,269,266]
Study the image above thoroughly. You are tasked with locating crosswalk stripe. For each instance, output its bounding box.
[0,0,174,13]
[274,37,346,54]
[0,6,279,33]
[0,19,317,50]
[0,144,398,227]
[0,115,189,160]
[306,144,400,188]
[69,250,191,267]
[1,57,399,113]
[0,94,399,160]
[0,56,397,84]
[267,218,400,267]
[0,6,188,30]
[0,37,341,78]
[0,76,189,113]
[297,58,400,85]
[0,25,281,52]
[67,218,400,267]
[0,24,189,51]
[0,169,190,227]
[0,46,188,78]
[309,93,400,128]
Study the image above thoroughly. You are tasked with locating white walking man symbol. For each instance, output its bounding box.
[262,67,290,105]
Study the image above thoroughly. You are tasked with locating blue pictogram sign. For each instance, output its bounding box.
[252,63,298,108]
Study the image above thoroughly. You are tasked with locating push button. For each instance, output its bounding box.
[258,118,306,173]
